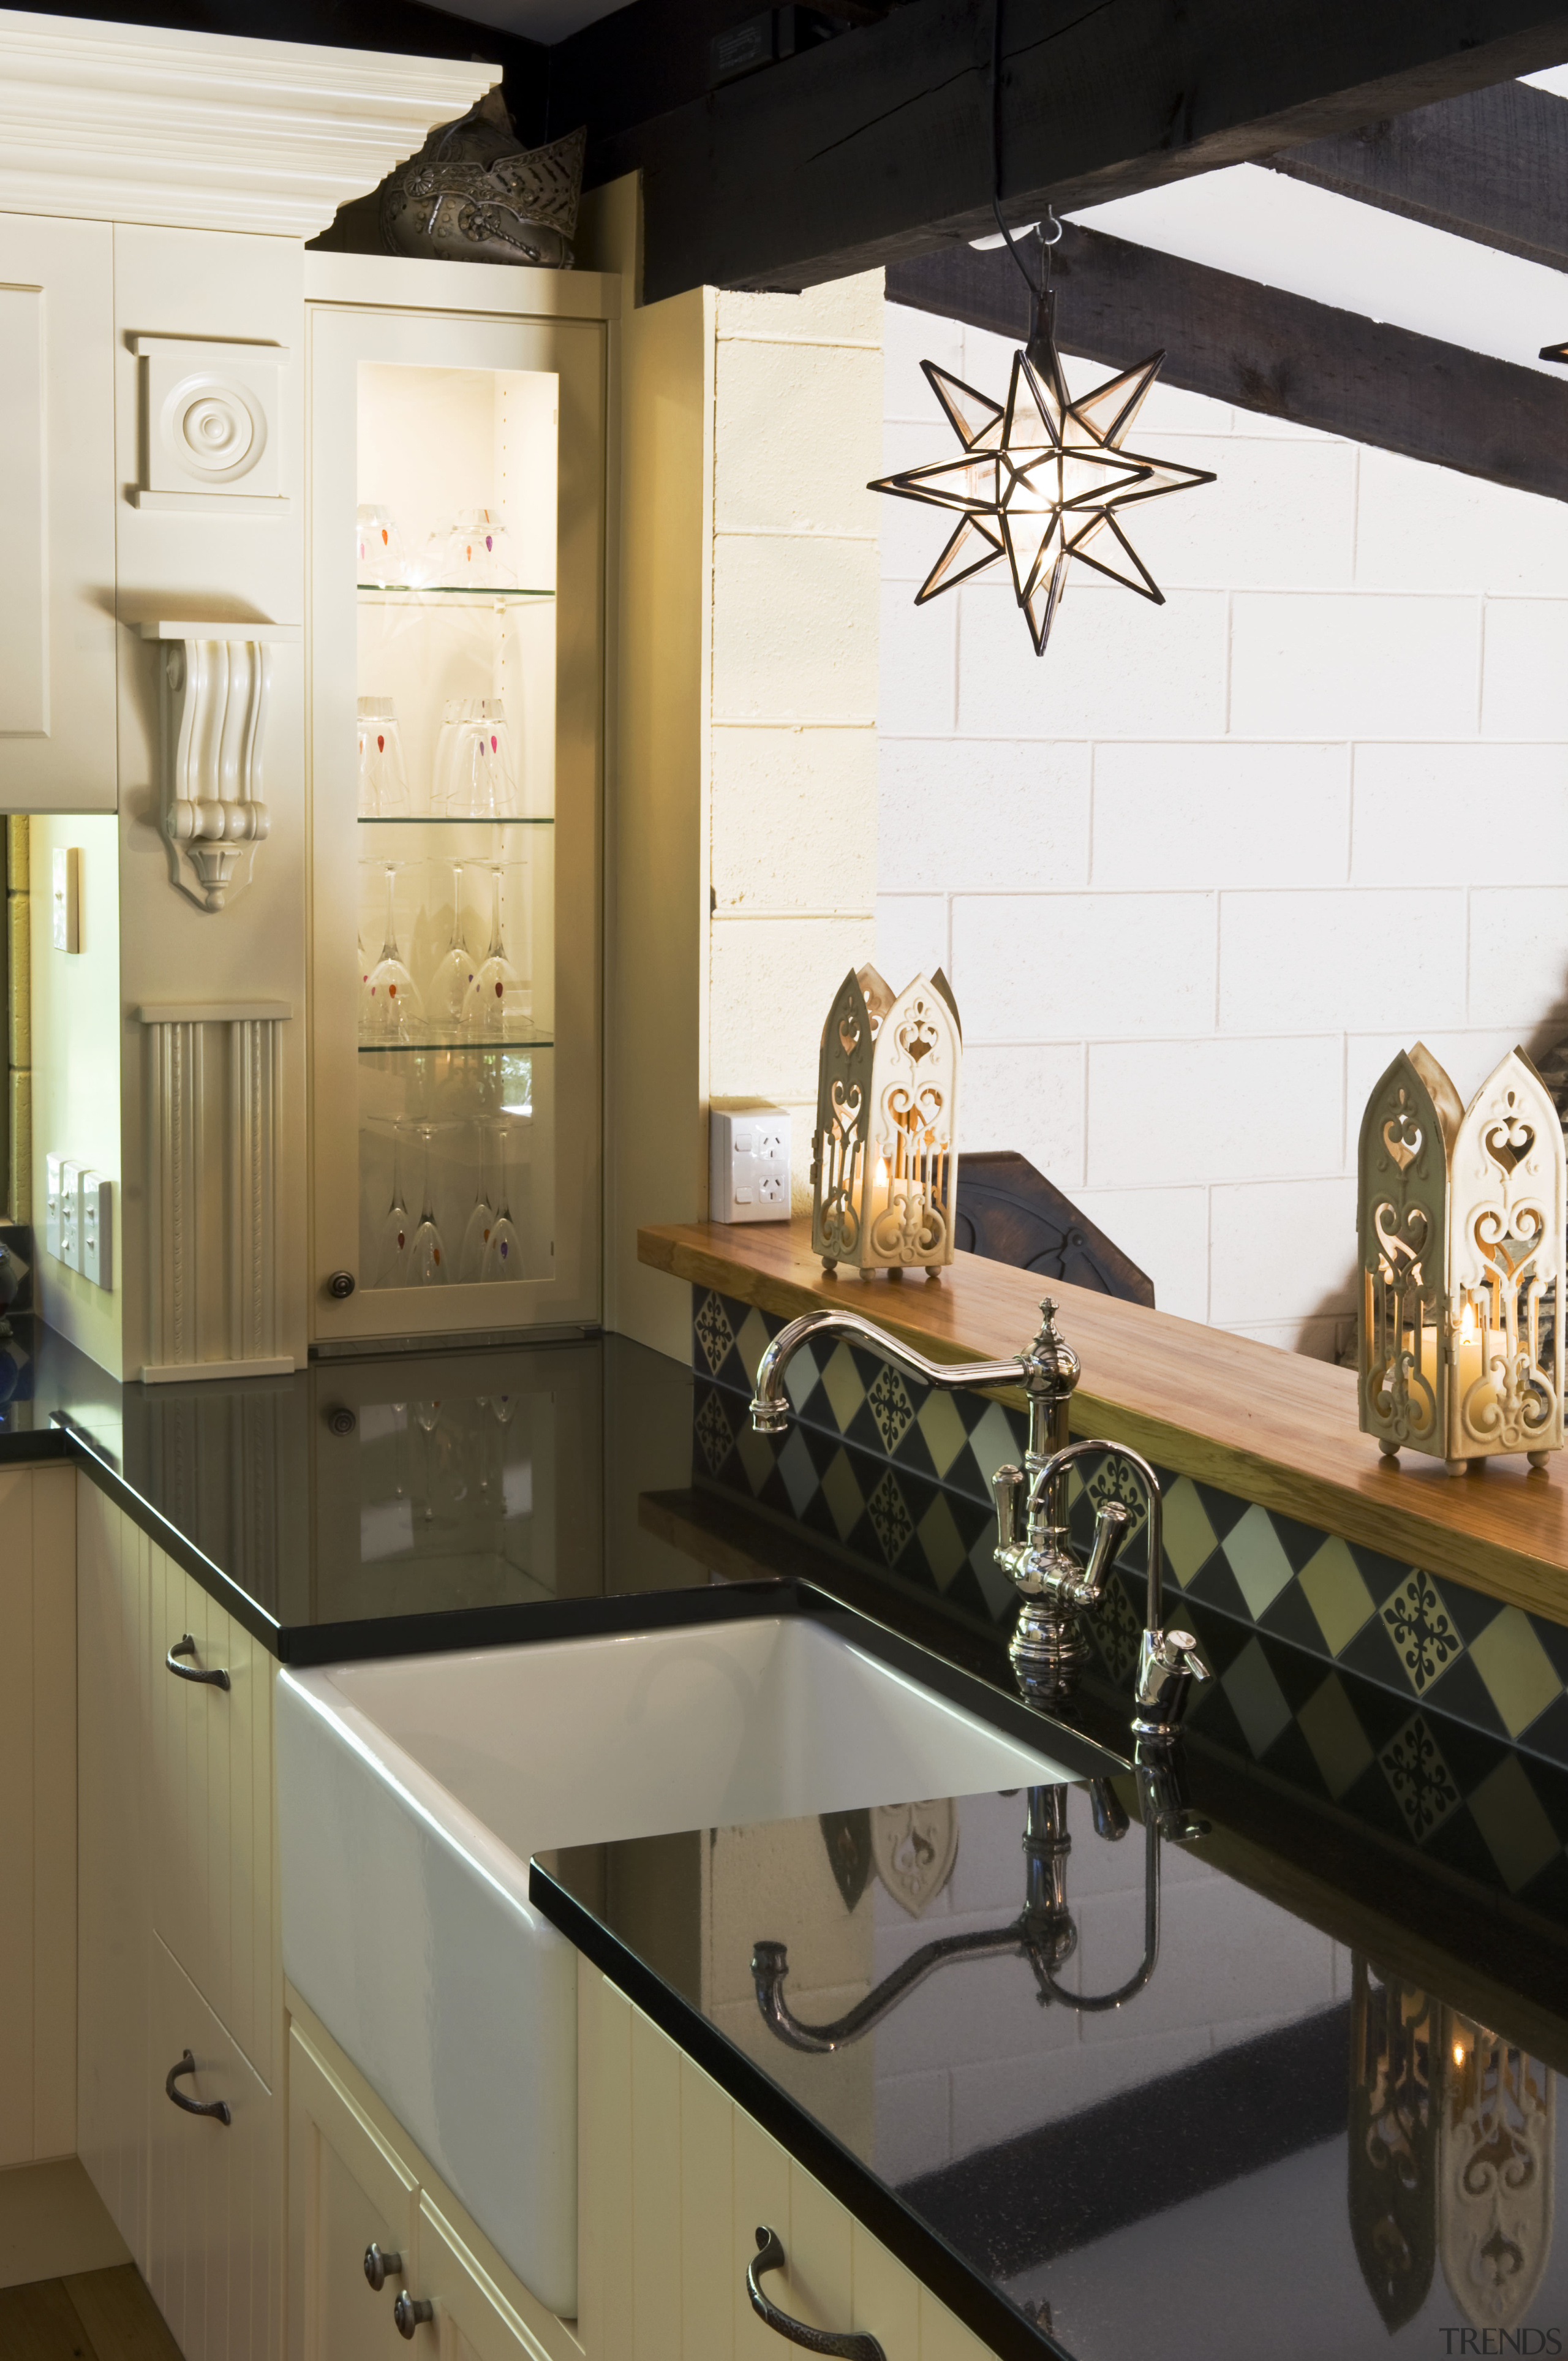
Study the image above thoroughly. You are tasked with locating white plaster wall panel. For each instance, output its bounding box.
[1351,746,1568,880]
[1468,887,1568,1028]
[1480,598,1568,736]
[1068,1187,1210,1323]
[1208,1176,1359,1326]
[1228,592,1481,739]
[1353,446,1568,595]
[709,917,875,1102]
[957,577,1230,740]
[873,894,946,991]
[1090,744,1350,888]
[714,339,883,537]
[962,1043,1086,1190]
[879,741,1089,893]
[711,727,876,909]
[882,300,964,410]
[718,272,883,347]
[952,892,1216,1040]
[1086,1035,1343,1189]
[712,535,880,723]
[878,580,956,735]
[1218,888,1466,1033]
[1116,433,1356,592]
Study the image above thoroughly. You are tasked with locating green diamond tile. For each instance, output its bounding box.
[1221,1634,1292,1760]
[1297,1673,1375,1801]
[967,1401,1022,1489]
[819,1446,865,1541]
[1162,1477,1218,1588]
[915,1388,969,1481]
[1467,1753,1562,1893]
[1468,1606,1565,1740]
[916,1491,968,1590]
[1297,1537,1376,1658]
[820,1342,867,1436]
[733,1305,772,1389]
[1220,1503,1296,1620]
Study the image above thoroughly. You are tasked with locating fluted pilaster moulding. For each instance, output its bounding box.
[140,621,300,912]
[0,11,499,236]
[139,1002,292,1383]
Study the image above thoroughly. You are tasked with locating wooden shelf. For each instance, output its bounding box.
[638,1217,1568,1629]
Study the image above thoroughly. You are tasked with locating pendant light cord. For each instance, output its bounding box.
[990,0,1061,310]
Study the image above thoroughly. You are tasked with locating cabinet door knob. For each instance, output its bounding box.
[747,2227,884,2359]
[165,2049,231,2125]
[167,1635,230,1691]
[326,1270,356,1300]
[393,2291,434,2339]
[363,2244,403,2292]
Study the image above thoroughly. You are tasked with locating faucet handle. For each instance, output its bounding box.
[1076,1499,1131,1607]
[992,1462,1025,1553]
[1132,1627,1213,1739]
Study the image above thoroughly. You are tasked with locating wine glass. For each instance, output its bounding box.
[428,864,475,1039]
[464,863,529,1038]
[356,504,407,586]
[356,698,409,818]
[410,1125,449,1285]
[376,1124,413,1287]
[360,861,424,1043]
[459,1122,497,1282]
[482,1123,522,1282]
[422,507,518,589]
[431,698,481,815]
[449,701,518,820]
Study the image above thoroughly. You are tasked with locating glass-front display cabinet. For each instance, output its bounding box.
[308,273,606,1343]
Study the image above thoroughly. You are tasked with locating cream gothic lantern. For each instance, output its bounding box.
[1358,1042,1565,1474]
[812,965,961,1278]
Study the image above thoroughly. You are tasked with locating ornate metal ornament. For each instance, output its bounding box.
[869,1800,959,1917]
[1357,1043,1565,1473]
[379,94,585,270]
[1349,1960,1439,2332]
[1440,2023,1555,2333]
[810,965,962,1279]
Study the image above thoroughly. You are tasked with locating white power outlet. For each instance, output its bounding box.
[45,1154,64,1261]
[710,1100,791,1224]
[80,1172,111,1290]
[59,1159,82,1271]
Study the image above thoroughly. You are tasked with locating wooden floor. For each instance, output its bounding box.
[0,2265,181,2360]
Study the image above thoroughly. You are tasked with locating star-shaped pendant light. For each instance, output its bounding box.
[870,290,1216,657]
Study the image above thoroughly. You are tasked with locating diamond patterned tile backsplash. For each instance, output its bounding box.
[692,1285,1568,1921]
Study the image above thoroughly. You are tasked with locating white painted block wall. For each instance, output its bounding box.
[879,298,1568,1358]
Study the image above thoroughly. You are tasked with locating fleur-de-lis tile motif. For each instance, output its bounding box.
[1382,1571,1464,1696]
[866,1469,914,1568]
[694,1290,735,1377]
[867,1363,916,1456]
[695,1388,736,1474]
[1381,1713,1462,1838]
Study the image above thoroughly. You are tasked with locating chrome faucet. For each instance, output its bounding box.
[749,1296,1212,1739]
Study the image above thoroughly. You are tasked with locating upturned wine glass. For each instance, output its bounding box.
[459,1122,498,1282]
[360,861,424,1043]
[481,1123,523,1282]
[376,1124,414,1288]
[356,698,409,817]
[464,863,528,1039]
[410,1124,449,1285]
[428,864,475,1038]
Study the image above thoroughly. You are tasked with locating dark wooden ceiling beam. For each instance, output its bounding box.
[579,0,1568,300]
[1264,77,1568,271]
[886,228,1568,502]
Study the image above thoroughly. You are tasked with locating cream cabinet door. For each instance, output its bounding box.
[416,2192,557,2361]
[146,1546,278,2088]
[0,213,117,812]
[78,1478,152,2270]
[148,1932,279,2361]
[288,2023,419,2361]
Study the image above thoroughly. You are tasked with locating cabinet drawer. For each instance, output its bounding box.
[148,1932,278,2361]
[289,2023,418,2361]
[147,1547,276,2084]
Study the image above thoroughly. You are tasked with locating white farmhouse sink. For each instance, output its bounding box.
[277,1614,1073,2318]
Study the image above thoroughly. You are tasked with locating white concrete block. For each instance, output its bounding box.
[1208,1176,1359,1324]
[880,580,956,735]
[1125,434,1355,591]
[713,535,880,723]
[1068,1185,1210,1322]
[1087,1034,1343,1188]
[878,420,978,584]
[1481,599,1568,738]
[713,726,877,911]
[715,337,883,537]
[1355,446,1568,596]
[1092,742,1349,887]
[957,576,1229,740]
[953,891,1216,1039]
[880,737,1090,891]
[1219,888,1466,1032]
[1469,887,1568,1029]
[883,301,965,420]
[960,1041,1085,1189]
[1229,592,1480,739]
[709,915,875,1100]
[875,893,947,988]
[1352,745,1568,882]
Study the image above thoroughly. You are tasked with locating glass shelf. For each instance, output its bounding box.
[357,584,554,605]
[357,814,554,827]
[358,1037,554,1054]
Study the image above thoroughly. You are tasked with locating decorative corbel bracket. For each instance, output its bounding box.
[138,621,301,913]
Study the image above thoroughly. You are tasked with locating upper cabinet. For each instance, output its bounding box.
[306,261,612,1343]
[0,213,116,812]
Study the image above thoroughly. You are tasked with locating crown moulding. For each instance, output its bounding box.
[0,7,499,236]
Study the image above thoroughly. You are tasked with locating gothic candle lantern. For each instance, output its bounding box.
[811,964,962,1279]
[1358,1042,1565,1475]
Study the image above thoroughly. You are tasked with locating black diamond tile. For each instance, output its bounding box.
[1347,1536,1414,1607]
[1268,1510,1336,1577]
[1433,1573,1509,1649]
[1336,1611,1410,1695]
[1530,1613,1568,1688]
[1184,1556,1255,1625]
[1419,1651,1508,1744]
[1515,1745,1568,1843]
[1181,1678,1250,1756]
[1336,1754,1415,1846]
[1517,1690,1568,1777]
[891,1418,938,1481]
[1257,1715,1330,1798]
[1191,1480,1253,1546]
[1421,1802,1507,1891]
[1515,1849,1568,1919]
[1259,1577,1333,1662]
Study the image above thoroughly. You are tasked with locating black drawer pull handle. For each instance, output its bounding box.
[747,2227,885,2359]
[364,2244,404,2292]
[165,2050,230,2125]
[167,1635,230,1691]
[394,2291,433,2339]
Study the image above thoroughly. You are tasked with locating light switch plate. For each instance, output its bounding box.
[51,846,80,951]
[710,1100,791,1223]
[79,1171,111,1290]
[59,1158,82,1271]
